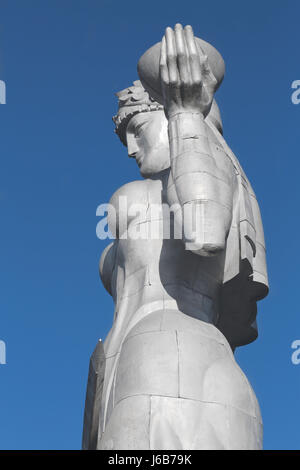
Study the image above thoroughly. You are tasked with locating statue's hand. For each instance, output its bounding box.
[160,24,217,118]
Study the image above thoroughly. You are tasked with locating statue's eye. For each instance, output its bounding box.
[134,122,146,138]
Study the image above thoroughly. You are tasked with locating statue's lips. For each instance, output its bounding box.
[135,154,143,167]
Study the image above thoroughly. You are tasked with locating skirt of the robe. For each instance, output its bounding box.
[98,309,262,450]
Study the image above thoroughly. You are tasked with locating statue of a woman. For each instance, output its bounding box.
[83,24,268,450]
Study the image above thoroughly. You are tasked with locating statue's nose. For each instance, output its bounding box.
[127,133,139,158]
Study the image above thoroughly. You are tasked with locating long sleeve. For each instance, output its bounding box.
[168,111,234,256]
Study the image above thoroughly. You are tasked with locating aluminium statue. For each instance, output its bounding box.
[82,24,269,450]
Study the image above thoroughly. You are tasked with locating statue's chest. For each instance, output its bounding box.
[116,179,166,239]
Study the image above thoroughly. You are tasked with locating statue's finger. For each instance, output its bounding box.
[174,23,189,85]
[184,25,201,84]
[182,27,192,83]
[160,36,169,85]
[165,27,178,84]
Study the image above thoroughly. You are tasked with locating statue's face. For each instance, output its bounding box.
[126,110,170,177]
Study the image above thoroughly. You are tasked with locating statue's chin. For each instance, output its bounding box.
[139,162,171,178]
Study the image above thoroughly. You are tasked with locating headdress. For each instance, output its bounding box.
[112,80,163,146]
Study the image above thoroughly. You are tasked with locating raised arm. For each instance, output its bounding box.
[160,24,234,257]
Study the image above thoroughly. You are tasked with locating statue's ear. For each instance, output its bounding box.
[206,99,223,135]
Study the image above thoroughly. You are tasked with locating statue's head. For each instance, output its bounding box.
[113,80,223,178]
[113,80,170,177]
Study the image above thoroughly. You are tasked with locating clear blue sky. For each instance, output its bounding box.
[0,0,299,450]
